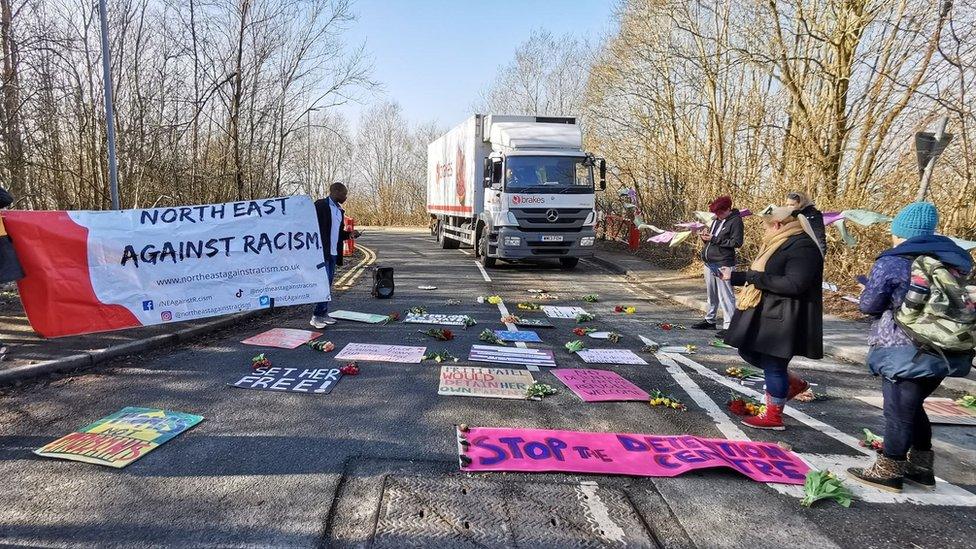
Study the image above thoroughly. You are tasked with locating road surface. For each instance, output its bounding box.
[1,228,974,548]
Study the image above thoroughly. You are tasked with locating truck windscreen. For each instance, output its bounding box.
[504,156,593,193]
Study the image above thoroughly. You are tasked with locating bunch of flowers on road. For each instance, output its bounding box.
[572,327,595,337]
[251,353,271,369]
[859,428,884,452]
[801,470,852,508]
[478,329,506,345]
[725,366,761,379]
[581,294,599,303]
[407,306,428,315]
[613,305,637,314]
[423,350,458,363]
[387,311,401,322]
[606,331,623,343]
[564,340,585,353]
[419,328,454,341]
[306,340,335,352]
[575,312,595,323]
[727,393,765,416]
[516,302,541,310]
[461,315,477,328]
[657,322,686,331]
[525,382,558,399]
[339,362,359,375]
[501,314,520,324]
[649,390,686,410]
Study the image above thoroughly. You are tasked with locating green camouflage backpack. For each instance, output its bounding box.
[895,256,976,352]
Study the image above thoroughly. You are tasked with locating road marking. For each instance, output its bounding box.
[474,260,491,282]
[335,245,376,290]
[660,352,976,506]
[458,249,471,255]
[577,481,625,542]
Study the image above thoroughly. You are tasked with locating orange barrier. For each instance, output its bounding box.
[343,217,356,257]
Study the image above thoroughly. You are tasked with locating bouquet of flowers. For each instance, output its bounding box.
[649,390,686,411]
[419,328,454,341]
[408,306,428,315]
[251,353,271,369]
[307,340,336,352]
[387,311,401,322]
[501,314,520,324]
[526,382,558,398]
[478,329,506,345]
[564,340,585,353]
[423,350,458,363]
[572,327,596,337]
[582,294,599,303]
[800,470,852,508]
[613,305,637,314]
[575,313,595,323]
[340,362,360,375]
[859,428,884,452]
[516,302,541,311]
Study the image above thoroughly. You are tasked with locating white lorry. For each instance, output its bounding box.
[427,114,605,269]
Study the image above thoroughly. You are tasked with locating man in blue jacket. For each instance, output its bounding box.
[692,195,744,338]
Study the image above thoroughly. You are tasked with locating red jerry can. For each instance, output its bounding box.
[343,217,356,257]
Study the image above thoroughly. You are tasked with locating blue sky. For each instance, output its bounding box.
[339,0,617,129]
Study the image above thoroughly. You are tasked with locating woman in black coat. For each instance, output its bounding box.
[720,206,825,430]
[786,191,827,254]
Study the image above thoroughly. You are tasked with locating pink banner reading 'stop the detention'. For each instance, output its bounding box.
[552,368,649,402]
[459,427,809,485]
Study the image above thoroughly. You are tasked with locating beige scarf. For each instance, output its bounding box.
[735,220,805,310]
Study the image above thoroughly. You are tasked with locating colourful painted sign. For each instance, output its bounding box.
[230,367,342,394]
[240,328,322,349]
[35,407,203,468]
[552,368,649,402]
[493,330,542,343]
[438,366,535,399]
[458,427,808,485]
[575,349,648,366]
[468,345,557,368]
[334,343,426,363]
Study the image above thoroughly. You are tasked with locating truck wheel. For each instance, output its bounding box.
[559,257,579,270]
[479,234,496,268]
[440,222,459,249]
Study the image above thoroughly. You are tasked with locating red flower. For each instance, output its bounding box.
[614,305,624,313]
[340,362,359,375]
[441,329,454,341]
[727,400,748,415]
[573,327,587,336]
[660,323,672,331]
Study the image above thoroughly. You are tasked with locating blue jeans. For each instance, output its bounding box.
[312,255,337,317]
[882,376,943,460]
[739,349,790,405]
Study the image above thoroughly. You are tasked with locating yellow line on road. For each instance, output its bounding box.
[335,244,376,290]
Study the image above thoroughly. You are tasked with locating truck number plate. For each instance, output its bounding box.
[542,235,563,242]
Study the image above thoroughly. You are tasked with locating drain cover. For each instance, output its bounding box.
[370,475,655,548]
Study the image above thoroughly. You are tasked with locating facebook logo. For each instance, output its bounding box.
[142,300,154,311]
[259,295,271,307]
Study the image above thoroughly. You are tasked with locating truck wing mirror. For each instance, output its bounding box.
[492,160,503,187]
[599,159,607,190]
[483,158,492,188]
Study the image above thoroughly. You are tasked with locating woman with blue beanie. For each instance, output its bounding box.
[848,202,974,492]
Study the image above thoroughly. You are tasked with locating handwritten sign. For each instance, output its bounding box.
[552,369,649,402]
[334,343,426,363]
[438,366,535,400]
[468,345,557,368]
[329,310,390,324]
[541,306,589,319]
[35,407,203,468]
[241,328,322,349]
[857,396,976,426]
[514,318,553,328]
[403,313,472,326]
[230,367,342,394]
[493,330,542,343]
[576,349,648,366]
[458,427,808,485]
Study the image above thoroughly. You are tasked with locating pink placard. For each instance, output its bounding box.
[459,427,808,485]
[552,369,649,402]
[241,328,322,349]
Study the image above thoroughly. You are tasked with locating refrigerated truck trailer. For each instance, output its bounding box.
[426,114,605,269]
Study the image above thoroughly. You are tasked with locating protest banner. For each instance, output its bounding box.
[230,367,342,394]
[457,426,808,485]
[329,310,391,324]
[403,313,473,326]
[438,366,535,399]
[857,396,976,426]
[552,369,649,402]
[493,330,542,343]
[541,306,590,319]
[241,328,322,349]
[35,407,203,468]
[3,197,329,338]
[334,343,426,363]
[576,349,648,366]
[468,345,557,368]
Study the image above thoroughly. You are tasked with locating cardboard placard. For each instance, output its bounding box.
[513,318,554,328]
[35,407,203,468]
[334,343,426,363]
[438,366,535,400]
[458,427,808,485]
[493,330,542,343]
[230,367,342,394]
[541,306,590,319]
[403,313,472,326]
[468,345,557,368]
[329,310,391,324]
[241,328,322,349]
[552,368,649,402]
[576,349,648,366]
[856,396,976,426]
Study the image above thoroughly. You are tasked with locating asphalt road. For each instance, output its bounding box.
[1,228,974,548]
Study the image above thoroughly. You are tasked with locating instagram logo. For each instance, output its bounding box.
[160,311,173,322]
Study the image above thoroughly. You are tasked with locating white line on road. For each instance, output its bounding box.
[474,260,491,282]
[458,249,471,255]
[496,300,537,371]
[577,482,626,542]
[656,352,749,441]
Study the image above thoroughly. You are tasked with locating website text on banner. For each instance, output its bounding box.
[3,196,330,337]
[459,426,809,485]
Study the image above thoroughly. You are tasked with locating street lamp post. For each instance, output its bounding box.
[306,107,320,196]
[97,0,120,210]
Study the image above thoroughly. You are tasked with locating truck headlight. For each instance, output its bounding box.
[580,236,595,247]
[504,236,521,247]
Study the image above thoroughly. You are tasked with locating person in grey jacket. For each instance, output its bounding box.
[692,195,743,337]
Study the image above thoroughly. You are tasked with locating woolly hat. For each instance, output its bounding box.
[708,195,733,214]
[891,202,938,239]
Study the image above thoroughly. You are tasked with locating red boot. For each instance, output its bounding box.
[786,374,810,401]
[742,397,785,430]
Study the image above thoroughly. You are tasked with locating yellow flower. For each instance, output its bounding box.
[487,295,502,304]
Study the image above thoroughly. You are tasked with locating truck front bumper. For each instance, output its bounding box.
[491,228,596,259]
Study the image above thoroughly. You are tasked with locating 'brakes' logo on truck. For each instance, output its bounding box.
[455,147,466,205]
[511,195,547,206]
